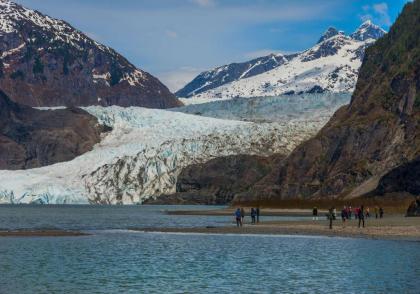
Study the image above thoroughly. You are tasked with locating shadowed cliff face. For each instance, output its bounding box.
[0,90,108,170]
[0,1,181,108]
[237,1,420,202]
[145,155,283,205]
[370,157,420,196]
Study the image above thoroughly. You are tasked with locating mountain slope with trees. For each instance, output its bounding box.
[237,0,420,203]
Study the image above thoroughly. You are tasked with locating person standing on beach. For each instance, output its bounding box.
[365,207,370,218]
[341,206,348,227]
[358,205,365,228]
[312,207,318,221]
[375,206,379,219]
[348,205,352,219]
[235,208,242,227]
[379,207,384,218]
[251,208,256,224]
[256,207,260,223]
[240,208,245,224]
[328,208,334,229]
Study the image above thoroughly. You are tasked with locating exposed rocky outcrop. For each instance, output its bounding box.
[0,90,107,170]
[145,155,283,205]
[0,0,181,108]
[237,1,420,203]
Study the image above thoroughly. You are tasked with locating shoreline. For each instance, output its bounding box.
[139,216,420,241]
[166,208,327,217]
[0,230,90,237]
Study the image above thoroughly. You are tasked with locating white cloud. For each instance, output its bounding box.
[373,3,388,14]
[158,67,203,92]
[373,3,391,25]
[360,2,391,27]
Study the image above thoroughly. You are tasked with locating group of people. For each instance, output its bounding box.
[234,207,260,227]
[339,205,367,228]
[312,205,385,229]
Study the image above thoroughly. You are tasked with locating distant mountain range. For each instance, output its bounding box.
[177,20,386,99]
[0,0,181,108]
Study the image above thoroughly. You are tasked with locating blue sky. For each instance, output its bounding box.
[16,0,410,91]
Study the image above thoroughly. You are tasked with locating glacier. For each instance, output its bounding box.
[173,93,351,122]
[0,94,351,204]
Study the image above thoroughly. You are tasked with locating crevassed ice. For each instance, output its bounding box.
[0,94,350,204]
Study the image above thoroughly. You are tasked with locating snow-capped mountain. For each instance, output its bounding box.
[350,20,387,41]
[178,21,385,100]
[175,53,296,97]
[0,93,346,204]
[0,0,180,108]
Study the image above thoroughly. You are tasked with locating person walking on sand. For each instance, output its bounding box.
[358,205,365,228]
[251,208,256,224]
[365,207,370,218]
[235,208,242,227]
[312,207,318,221]
[256,207,260,223]
[240,208,245,224]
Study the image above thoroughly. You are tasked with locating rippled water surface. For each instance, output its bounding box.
[0,205,419,293]
[0,205,308,230]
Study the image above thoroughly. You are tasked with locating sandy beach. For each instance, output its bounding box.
[149,209,420,241]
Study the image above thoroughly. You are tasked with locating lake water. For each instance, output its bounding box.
[0,205,311,231]
[0,205,419,293]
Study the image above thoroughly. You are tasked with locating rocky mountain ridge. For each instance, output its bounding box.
[0,0,181,108]
[178,21,386,100]
[175,53,294,97]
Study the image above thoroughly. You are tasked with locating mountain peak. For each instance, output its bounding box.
[351,20,386,41]
[317,27,341,43]
[0,0,180,108]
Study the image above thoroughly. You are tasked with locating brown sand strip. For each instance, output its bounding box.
[0,230,90,237]
[139,218,420,241]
